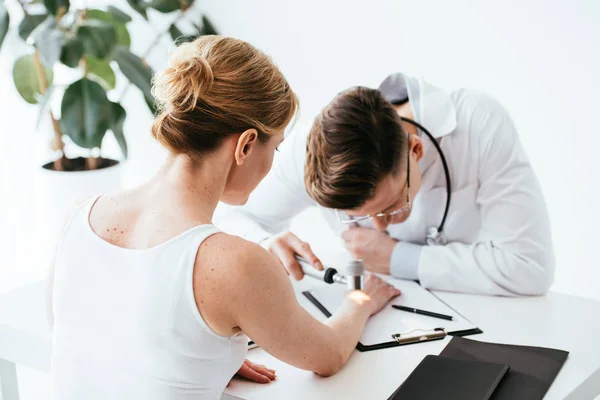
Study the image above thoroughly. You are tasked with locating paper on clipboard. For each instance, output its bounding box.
[306,277,478,347]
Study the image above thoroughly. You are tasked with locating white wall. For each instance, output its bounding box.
[2,0,600,299]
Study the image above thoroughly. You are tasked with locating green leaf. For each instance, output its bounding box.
[107,6,132,24]
[174,36,196,46]
[115,25,131,47]
[86,56,116,90]
[86,9,112,21]
[127,0,148,20]
[18,13,47,41]
[199,15,218,35]
[60,78,111,149]
[0,3,8,52]
[77,20,117,59]
[59,37,84,68]
[12,54,54,104]
[44,0,70,16]
[169,24,184,42]
[113,46,154,100]
[148,0,183,13]
[86,9,130,48]
[109,102,128,158]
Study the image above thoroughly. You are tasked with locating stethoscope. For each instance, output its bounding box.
[398,116,451,246]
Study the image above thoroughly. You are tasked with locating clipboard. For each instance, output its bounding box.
[302,278,482,352]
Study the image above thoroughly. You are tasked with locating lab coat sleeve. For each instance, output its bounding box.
[418,94,555,296]
[213,126,316,243]
[390,241,422,280]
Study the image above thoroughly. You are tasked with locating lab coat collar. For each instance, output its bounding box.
[378,73,457,138]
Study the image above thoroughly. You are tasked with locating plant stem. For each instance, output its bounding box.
[86,155,100,170]
[33,50,65,171]
[81,56,88,76]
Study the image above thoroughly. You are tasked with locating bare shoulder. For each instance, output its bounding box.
[194,232,292,301]
[192,232,289,335]
[196,232,281,280]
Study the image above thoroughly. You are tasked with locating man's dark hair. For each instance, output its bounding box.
[305,86,408,209]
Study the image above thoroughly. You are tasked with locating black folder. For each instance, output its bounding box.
[439,337,569,400]
[387,355,510,400]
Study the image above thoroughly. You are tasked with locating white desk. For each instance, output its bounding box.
[2,280,599,400]
[223,279,600,400]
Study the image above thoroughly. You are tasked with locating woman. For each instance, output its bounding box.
[48,36,400,399]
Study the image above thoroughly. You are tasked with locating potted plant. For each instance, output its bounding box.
[0,0,217,230]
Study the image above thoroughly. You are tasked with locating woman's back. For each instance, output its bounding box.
[51,196,247,399]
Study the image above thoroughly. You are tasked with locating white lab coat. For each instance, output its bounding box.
[215,74,554,296]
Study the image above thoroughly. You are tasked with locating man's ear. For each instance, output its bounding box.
[234,129,259,166]
[409,134,424,162]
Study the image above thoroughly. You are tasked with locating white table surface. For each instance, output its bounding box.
[2,279,599,400]
[222,278,600,400]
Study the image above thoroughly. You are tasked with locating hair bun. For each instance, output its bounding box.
[151,36,299,158]
[152,41,215,114]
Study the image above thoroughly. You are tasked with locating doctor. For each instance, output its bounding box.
[216,73,555,296]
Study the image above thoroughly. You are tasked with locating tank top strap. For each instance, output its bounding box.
[57,195,102,249]
[175,224,237,341]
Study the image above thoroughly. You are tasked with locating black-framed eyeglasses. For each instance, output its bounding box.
[336,133,412,224]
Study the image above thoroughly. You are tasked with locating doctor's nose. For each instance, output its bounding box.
[372,216,390,232]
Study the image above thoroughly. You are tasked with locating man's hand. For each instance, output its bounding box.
[231,359,276,384]
[263,232,323,280]
[342,227,397,274]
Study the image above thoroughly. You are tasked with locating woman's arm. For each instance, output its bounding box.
[194,235,399,376]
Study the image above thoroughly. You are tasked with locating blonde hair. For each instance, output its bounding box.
[151,35,299,156]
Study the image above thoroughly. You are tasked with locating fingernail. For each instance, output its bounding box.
[315,261,323,270]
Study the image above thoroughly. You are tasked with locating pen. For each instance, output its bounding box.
[392,305,453,321]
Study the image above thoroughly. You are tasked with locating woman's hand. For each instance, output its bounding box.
[231,359,277,384]
[358,273,402,316]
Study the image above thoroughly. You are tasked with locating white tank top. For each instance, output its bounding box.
[51,197,247,399]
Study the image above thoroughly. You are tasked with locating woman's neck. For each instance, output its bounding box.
[145,152,231,223]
